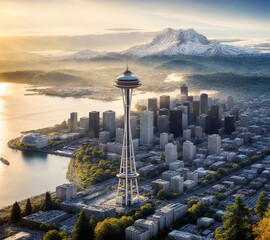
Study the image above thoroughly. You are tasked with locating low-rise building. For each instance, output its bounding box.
[197,217,215,227]
[56,184,77,201]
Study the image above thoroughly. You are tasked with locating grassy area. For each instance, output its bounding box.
[21,122,67,136]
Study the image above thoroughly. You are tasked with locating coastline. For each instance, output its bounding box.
[1,138,76,213]
[7,138,73,158]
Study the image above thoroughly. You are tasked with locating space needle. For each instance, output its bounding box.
[115,67,141,206]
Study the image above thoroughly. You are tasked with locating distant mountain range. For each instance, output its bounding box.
[70,28,260,59]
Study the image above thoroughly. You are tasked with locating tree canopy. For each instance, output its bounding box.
[43,230,67,240]
[10,201,21,224]
[255,191,269,218]
[72,210,94,240]
[94,216,133,240]
[24,198,32,216]
[215,196,252,240]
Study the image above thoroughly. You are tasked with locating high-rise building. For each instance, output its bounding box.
[181,84,188,97]
[177,106,188,130]
[225,115,235,134]
[169,109,183,137]
[227,96,234,110]
[103,110,116,138]
[183,140,196,165]
[140,111,154,146]
[209,105,220,134]
[183,129,191,141]
[148,98,158,127]
[89,111,100,138]
[208,134,221,155]
[184,101,192,125]
[70,112,78,132]
[130,116,137,139]
[158,115,169,134]
[165,143,178,164]
[195,126,203,140]
[200,93,208,114]
[187,96,194,102]
[240,114,250,127]
[79,117,89,131]
[116,128,124,144]
[115,68,141,206]
[192,100,200,123]
[231,107,239,122]
[171,176,184,193]
[160,95,170,109]
[199,114,211,134]
[160,133,168,149]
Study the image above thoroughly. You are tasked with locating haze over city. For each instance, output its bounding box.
[0,0,270,240]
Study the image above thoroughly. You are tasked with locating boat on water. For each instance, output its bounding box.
[0,157,10,165]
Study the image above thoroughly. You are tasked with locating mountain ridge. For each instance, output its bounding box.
[123,28,260,57]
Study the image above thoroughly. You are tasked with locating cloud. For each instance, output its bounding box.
[105,28,141,32]
[211,39,244,43]
[251,43,270,47]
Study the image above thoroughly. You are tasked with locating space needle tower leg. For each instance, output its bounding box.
[115,68,141,206]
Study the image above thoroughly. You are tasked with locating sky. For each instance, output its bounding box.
[0,0,269,40]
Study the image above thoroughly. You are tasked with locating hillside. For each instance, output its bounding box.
[0,70,89,86]
[185,72,270,96]
[155,59,207,72]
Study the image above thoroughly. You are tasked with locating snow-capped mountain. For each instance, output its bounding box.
[124,28,259,57]
[70,49,105,59]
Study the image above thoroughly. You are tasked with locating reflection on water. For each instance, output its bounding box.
[22,151,48,162]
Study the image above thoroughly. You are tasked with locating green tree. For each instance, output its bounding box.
[215,196,252,240]
[255,191,269,218]
[43,230,67,240]
[89,216,96,240]
[10,201,21,224]
[72,210,92,240]
[94,216,133,240]
[43,192,53,211]
[24,198,32,216]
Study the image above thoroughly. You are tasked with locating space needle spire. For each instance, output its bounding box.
[115,68,141,206]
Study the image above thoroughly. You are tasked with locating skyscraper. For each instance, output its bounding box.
[199,114,211,134]
[89,111,100,138]
[70,112,78,132]
[209,105,220,134]
[181,84,188,97]
[200,93,208,114]
[169,109,183,137]
[115,68,141,206]
[103,110,116,138]
[208,134,221,155]
[192,100,200,123]
[225,115,235,134]
[140,111,154,146]
[148,98,158,127]
[183,140,196,165]
[160,95,170,109]
[158,115,169,134]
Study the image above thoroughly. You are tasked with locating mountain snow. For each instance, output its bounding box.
[70,28,260,59]
[124,28,259,57]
